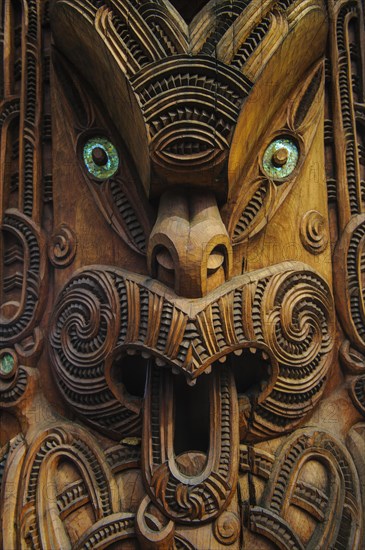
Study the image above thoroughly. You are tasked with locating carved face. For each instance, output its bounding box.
[39,1,333,523]
[46,0,335,526]
[4,0,365,548]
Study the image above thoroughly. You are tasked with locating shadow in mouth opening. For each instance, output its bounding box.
[173,372,210,457]
[229,348,271,397]
[113,353,148,399]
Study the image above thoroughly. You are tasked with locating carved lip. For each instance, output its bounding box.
[108,341,276,395]
[107,342,277,423]
[98,262,295,382]
[50,260,334,437]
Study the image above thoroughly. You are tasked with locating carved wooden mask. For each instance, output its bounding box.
[0,0,365,548]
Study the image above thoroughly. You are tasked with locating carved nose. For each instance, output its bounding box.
[148,191,232,298]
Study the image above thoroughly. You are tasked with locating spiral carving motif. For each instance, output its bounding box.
[252,269,334,436]
[260,270,333,368]
[213,512,241,545]
[50,270,120,370]
[48,271,141,437]
[300,210,328,254]
[48,224,77,268]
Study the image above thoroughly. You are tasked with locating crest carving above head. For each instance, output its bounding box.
[1,0,365,548]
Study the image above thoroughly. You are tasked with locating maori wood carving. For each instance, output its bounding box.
[0,0,364,548]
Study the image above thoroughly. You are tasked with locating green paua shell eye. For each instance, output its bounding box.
[262,137,299,180]
[0,353,14,375]
[83,137,119,180]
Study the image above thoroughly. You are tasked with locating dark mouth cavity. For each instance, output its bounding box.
[111,345,272,406]
[111,346,272,475]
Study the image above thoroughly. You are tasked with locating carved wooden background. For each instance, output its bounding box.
[0,0,364,548]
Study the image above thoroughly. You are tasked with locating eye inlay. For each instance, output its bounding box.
[83,137,119,180]
[262,137,299,180]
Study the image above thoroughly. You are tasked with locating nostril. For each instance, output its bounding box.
[207,247,225,275]
[153,245,175,289]
[206,245,227,294]
[156,248,174,272]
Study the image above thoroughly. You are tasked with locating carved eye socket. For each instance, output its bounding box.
[83,137,119,180]
[262,137,299,180]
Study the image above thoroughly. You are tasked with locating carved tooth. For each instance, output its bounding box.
[187,377,197,386]
[262,352,269,360]
[126,349,136,356]
[142,351,151,359]
[234,349,243,356]
[204,365,212,374]
[155,358,166,367]
[249,347,257,354]
[172,366,180,375]
[218,355,227,363]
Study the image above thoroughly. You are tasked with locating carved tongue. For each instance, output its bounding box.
[141,360,239,523]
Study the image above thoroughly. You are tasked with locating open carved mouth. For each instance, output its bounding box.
[110,343,274,412]
[49,260,334,442]
[110,343,275,448]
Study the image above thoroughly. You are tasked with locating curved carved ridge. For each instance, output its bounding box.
[240,444,329,520]
[232,179,270,241]
[48,270,142,437]
[350,374,365,416]
[74,513,135,550]
[1,425,136,550]
[81,173,151,256]
[274,431,360,548]
[229,60,326,244]
[173,534,196,550]
[1,210,47,347]
[249,507,305,550]
[243,430,362,549]
[332,0,364,218]
[52,52,154,256]
[49,261,334,439]
[18,424,120,549]
[54,443,141,518]
[51,442,141,518]
[130,55,252,169]
[334,214,365,352]
[53,0,314,67]
[0,1,47,220]
[0,444,9,495]
[0,365,29,407]
[56,479,89,518]
[0,434,28,550]
[108,177,149,253]
[1,0,365,547]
